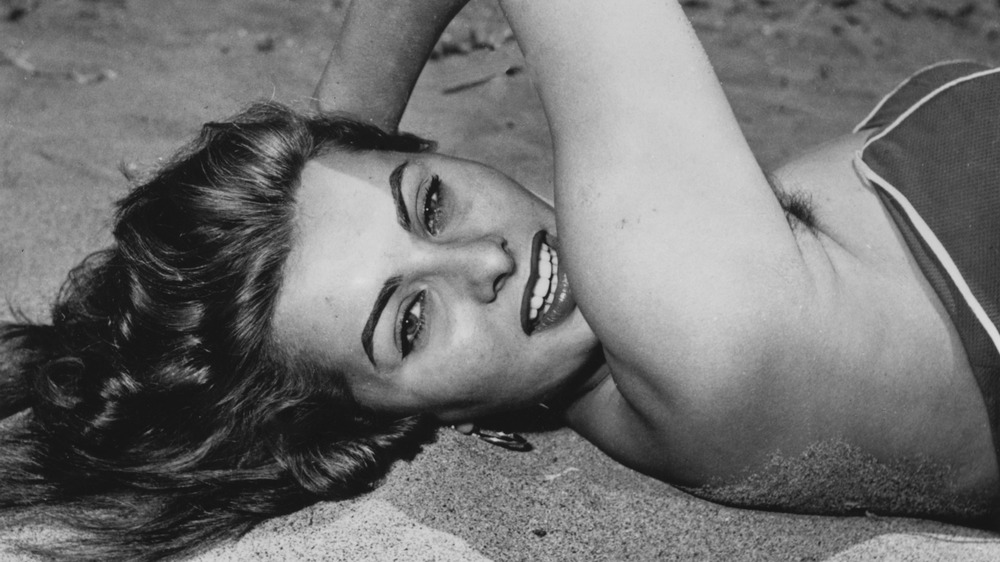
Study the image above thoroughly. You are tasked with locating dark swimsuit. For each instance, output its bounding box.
[855,61,1000,463]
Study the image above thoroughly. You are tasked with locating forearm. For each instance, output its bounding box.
[497,0,752,180]
[313,0,469,132]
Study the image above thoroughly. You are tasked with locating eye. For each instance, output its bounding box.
[399,290,427,358]
[422,175,445,236]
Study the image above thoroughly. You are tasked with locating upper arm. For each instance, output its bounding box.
[564,367,759,485]
[500,0,813,384]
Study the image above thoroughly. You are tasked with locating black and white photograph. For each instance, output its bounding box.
[2,0,1000,559]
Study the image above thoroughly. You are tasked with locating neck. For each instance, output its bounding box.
[539,348,609,412]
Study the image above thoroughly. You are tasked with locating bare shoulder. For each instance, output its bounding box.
[568,131,999,494]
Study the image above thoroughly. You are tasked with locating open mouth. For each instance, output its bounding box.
[520,231,576,335]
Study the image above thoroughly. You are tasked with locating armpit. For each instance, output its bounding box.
[768,173,817,233]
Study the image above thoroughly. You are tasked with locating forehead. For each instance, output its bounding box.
[274,150,404,378]
[309,149,399,186]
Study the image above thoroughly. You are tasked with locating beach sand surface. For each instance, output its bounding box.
[2,0,1000,559]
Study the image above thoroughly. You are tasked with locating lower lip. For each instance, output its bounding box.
[521,231,576,336]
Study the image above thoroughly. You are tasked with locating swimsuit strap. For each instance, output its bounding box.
[856,63,1000,468]
[855,60,992,133]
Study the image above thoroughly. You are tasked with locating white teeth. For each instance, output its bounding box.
[538,256,552,280]
[533,277,548,298]
[528,241,559,322]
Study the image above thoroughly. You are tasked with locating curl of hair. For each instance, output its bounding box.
[0,102,438,560]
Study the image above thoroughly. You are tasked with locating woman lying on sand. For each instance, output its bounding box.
[2,0,999,558]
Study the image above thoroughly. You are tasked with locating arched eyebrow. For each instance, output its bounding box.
[390,161,411,231]
[362,275,402,367]
[361,161,413,367]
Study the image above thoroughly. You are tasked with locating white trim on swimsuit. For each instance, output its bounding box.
[853,65,1000,361]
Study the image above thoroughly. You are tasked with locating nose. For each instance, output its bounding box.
[432,234,514,302]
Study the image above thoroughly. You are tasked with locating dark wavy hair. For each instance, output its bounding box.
[0,102,438,560]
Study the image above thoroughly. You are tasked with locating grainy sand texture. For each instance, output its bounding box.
[3,0,1000,560]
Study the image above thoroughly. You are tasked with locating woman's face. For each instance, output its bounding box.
[274,150,600,423]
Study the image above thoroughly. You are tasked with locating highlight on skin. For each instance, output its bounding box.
[0,102,439,560]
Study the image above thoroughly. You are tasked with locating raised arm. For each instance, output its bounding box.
[313,0,469,131]
[498,1,813,409]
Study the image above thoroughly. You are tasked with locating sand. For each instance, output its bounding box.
[3,0,1000,559]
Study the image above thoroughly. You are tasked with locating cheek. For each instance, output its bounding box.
[442,326,518,381]
[500,189,547,219]
[471,176,547,215]
[450,339,501,372]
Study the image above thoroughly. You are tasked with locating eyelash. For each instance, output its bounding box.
[421,175,445,236]
[399,290,427,358]
[397,173,448,357]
